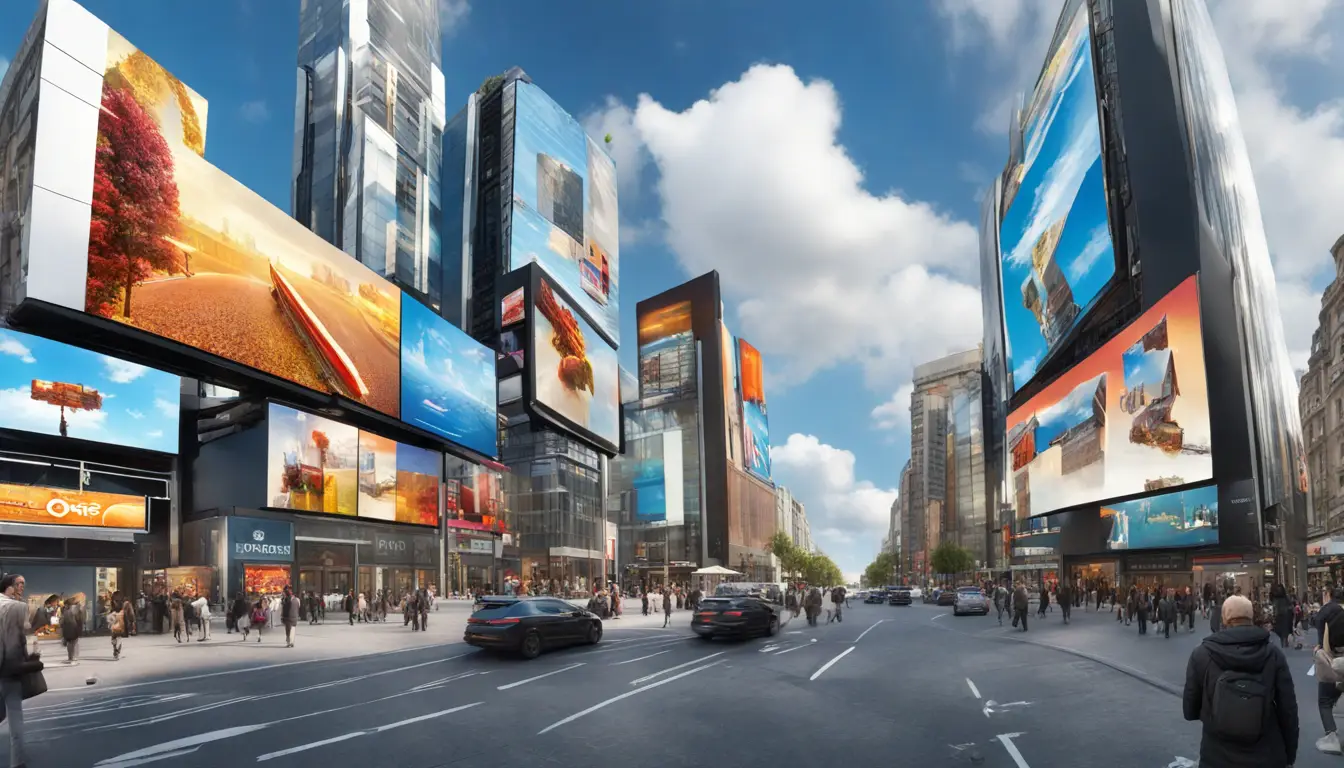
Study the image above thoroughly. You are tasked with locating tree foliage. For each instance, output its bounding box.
[930,541,976,577]
[862,551,898,587]
[768,531,809,580]
[87,83,183,319]
[801,552,843,587]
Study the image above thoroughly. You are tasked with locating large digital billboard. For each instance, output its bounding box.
[0,328,180,453]
[510,82,620,345]
[395,444,441,527]
[266,403,358,517]
[356,430,398,521]
[1007,276,1211,518]
[736,339,772,482]
[399,293,497,458]
[999,4,1115,393]
[1103,484,1218,551]
[637,301,694,406]
[0,483,147,531]
[532,275,619,449]
[631,431,685,524]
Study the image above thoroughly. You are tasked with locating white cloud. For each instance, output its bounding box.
[0,387,108,436]
[126,409,145,420]
[771,433,898,578]
[146,430,164,439]
[239,100,270,124]
[582,96,648,198]
[625,65,981,386]
[103,358,148,384]
[154,397,177,417]
[0,332,35,364]
[1068,224,1111,281]
[871,382,915,433]
[438,0,470,35]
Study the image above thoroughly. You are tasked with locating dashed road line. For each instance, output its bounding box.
[256,703,482,762]
[996,732,1031,768]
[612,650,670,665]
[630,652,725,685]
[853,620,884,642]
[538,659,724,735]
[497,662,584,691]
[809,646,854,681]
[965,678,981,699]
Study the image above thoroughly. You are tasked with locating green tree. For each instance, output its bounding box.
[930,541,975,579]
[863,551,897,587]
[801,552,842,586]
[768,531,807,580]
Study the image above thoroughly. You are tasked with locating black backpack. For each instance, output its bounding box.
[1208,666,1271,744]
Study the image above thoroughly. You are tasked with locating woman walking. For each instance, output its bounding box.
[0,573,31,767]
[108,593,132,661]
[59,597,82,664]
[169,593,186,643]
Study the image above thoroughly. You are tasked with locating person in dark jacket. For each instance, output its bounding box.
[1011,583,1029,631]
[1183,595,1298,768]
[1313,586,1344,755]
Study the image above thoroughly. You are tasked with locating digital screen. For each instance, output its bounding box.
[737,338,772,482]
[998,5,1115,393]
[501,287,524,327]
[87,40,401,417]
[1007,276,1211,518]
[0,483,147,530]
[631,432,684,524]
[1103,484,1218,551]
[356,430,398,521]
[399,293,497,458]
[266,403,359,517]
[531,275,620,449]
[637,301,694,406]
[0,328,180,453]
[510,82,620,345]
[394,443,440,527]
[244,564,290,594]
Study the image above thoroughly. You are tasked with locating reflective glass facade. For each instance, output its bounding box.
[609,400,704,574]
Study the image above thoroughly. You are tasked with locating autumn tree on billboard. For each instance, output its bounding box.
[86,83,183,319]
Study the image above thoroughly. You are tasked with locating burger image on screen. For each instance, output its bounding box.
[538,280,594,396]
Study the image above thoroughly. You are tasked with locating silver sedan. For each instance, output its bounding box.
[952,587,990,616]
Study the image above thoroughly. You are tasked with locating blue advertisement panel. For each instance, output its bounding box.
[0,328,180,453]
[399,293,498,458]
[227,517,294,563]
[1103,485,1218,551]
[999,4,1115,393]
[634,458,667,522]
[511,81,620,345]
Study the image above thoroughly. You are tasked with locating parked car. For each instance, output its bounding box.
[864,590,887,604]
[888,588,912,606]
[692,596,781,640]
[952,587,990,616]
[906,586,924,602]
[464,596,602,659]
[936,589,958,607]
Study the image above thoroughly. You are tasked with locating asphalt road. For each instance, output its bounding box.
[11,602,1232,768]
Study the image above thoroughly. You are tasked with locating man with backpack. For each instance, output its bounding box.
[829,586,845,623]
[1183,594,1298,767]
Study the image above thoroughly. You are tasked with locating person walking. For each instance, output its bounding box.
[1183,595,1298,767]
[1012,581,1029,632]
[192,594,211,642]
[169,593,186,643]
[108,592,131,660]
[247,598,267,643]
[0,573,31,767]
[1037,585,1050,618]
[1136,589,1150,635]
[1057,582,1072,625]
[280,586,299,648]
[662,588,672,628]
[59,597,82,664]
[1313,586,1344,755]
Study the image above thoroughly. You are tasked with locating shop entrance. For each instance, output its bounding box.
[296,541,354,598]
[1068,560,1119,598]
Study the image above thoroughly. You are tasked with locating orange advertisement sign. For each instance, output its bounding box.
[0,483,147,530]
[738,339,764,405]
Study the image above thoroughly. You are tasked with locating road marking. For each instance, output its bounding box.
[996,733,1031,768]
[590,636,691,654]
[787,631,803,635]
[613,650,670,665]
[809,646,855,681]
[965,678,981,699]
[983,700,1032,718]
[630,652,725,685]
[1168,759,1196,768]
[411,671,482,691]
[256,702,482,761]
[87,696,256,732]
[31,693,195,723]
[497,662,584,690]
[931,614,947,621]
[854,620,884,643]
[538,659,724,734]
[760,644,781,653]
[773,645,808,655]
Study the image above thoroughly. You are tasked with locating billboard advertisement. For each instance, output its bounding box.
[0,328,180,453]
[999,4,1115,393]
[631,431,685,524]
[0,483,147,530]
[395,444,441,527]
[532,275,619,449]
[737,339,772,482]
[637,301,694,406]
[501,287,525,327]
[266,403,358,517]
[399,293,497,458]
[1007,276,1211,518]
[510,82,620,345]
[356,430,397,521]
[86,36,402,417]
[1103,484,1219,551]
[721,321,744,468]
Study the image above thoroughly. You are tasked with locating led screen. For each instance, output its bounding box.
[501,287,524,327]
[266,403,358,517]
[637,301,694,406]
[394,443,440,527]
[0,483,147,531]
[356,430,397,521]
[510,82,620,345]
[631,431,685,524]
[0,328,180,453]
[399,294,497,458]
[1007,276,1211,518]
[999,5,1115,393]
[532,276,619,448]
[1103,484,1218,551]
[737,338,772,482]
[85,38,401,418]
[721,321,744,468]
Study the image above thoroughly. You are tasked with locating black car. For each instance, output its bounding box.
[692,596,781,640]
[864,591,887,604]
[888,589,912,606]
[463,596,602,659]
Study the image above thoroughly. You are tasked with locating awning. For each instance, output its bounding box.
[693,565,742,576]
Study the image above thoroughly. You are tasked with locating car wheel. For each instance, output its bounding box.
[767,615,779,637]
[698,633,714,641]
[586,622,603,645]
[520,631,543,660]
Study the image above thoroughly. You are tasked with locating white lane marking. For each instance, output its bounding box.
[95,746,206,767]
[87,696,256,732]
[411,671,483,691]
[931,614,947,621]
[590,636,691,654]
[787,631,803,635]
[255,702,482,761]
[254,654,469,701]
[996,732,1031,768]
[965,678,981,699]
[31,693,196,723]
[538,659,724,735]
[773,645,808,656]
[612,650,670,665]
[759,644,781,653]
[630,652,725,685]
[1168,759,1196,768]
[983,700,1032,718]
[497,662,584,691]
[854,620,884,643]
[809,646,855,681]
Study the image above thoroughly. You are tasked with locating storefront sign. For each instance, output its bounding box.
[454,533,494,556]
[228,517,294,562]
[1009,563,1058,571]
[0,483,147,530]
[1126,551,1188,572]
[372,532,415,563]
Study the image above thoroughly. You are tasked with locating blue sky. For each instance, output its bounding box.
[3,0,1342,579]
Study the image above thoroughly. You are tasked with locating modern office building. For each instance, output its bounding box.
[291,0,446,306]
[887,496,901,560]
[981,0,1308,593]
[897,459,913,576]
[1299,235,1344,572]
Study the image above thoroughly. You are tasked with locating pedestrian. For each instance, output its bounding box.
[346,590,358,626]
[108,592,131,660]
[59,597,82,664]
[1313,586,1344,755]
[248,598,267,643]
[641,590,649,616]
[1136,589,1150,635]
[1161,588,1178,638]
[1182,595,1298,767]
[280,585,299,648]
[0,572,31,767]
[1037,585,1049,618]
[1057,582,1072,625]
[1011,581,1029,631]
[169,592,185,643]
[662,588,672,628]
[192,594,211,642]
[417,588,430,631]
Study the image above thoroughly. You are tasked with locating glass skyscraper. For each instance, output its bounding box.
[291,0,446,306]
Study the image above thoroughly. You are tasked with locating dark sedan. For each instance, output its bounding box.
[464,596,602,659]
[936,590,958,607]
[692,596,781,640]
[888,589,912,606]
[864,591,887,604]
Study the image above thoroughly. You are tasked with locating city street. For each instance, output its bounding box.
[13,601,1266,768]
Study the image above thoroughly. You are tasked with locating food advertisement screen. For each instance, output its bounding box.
[0,328,180,453]
[399,293,498,459]
[1006,276,1211,519]
[510,82,620,345]
[501,288,525,327]
[1103,484,1218,551]
[737,339,772,481]
[266,403,358,517]
[0,483,147,530]
[998,5,1115,394]
[532,276,620,449]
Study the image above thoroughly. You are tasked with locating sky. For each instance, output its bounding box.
[4,0,1342,581]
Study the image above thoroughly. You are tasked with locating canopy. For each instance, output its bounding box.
[693,565,742,576]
